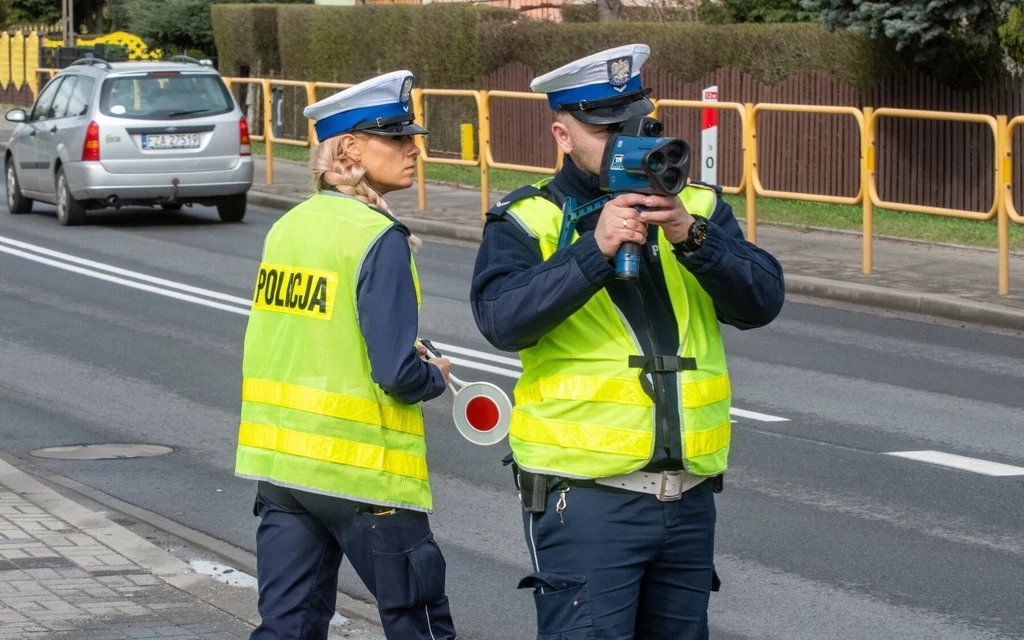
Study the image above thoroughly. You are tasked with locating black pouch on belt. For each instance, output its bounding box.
[504,453,548,513]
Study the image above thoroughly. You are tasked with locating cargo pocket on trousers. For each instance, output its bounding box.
[518,572,595,640]
[373,533,447,611]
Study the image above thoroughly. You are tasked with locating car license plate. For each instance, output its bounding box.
[142,133,200,150]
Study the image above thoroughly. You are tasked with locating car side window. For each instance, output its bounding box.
[30,77,64,121]
[65,76,95,118]
[49,76,78,119]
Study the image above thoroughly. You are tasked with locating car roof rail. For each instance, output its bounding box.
[167,55,203,66]
[69,57,112,70]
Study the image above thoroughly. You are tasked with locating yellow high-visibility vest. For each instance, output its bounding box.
[504,184,731,478]
[235,192,432,511]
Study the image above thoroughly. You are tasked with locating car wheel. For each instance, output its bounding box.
[217,193,246,223]
[55,168,86,226]
[6,159,33,214]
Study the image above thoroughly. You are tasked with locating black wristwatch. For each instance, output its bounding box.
[674,216,708,254]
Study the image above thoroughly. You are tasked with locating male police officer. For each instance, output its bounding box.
[235,72,456,640]
[471,45,785,639]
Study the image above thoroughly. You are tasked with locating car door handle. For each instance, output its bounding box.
[49,126,57,133]
[29,130,36,137]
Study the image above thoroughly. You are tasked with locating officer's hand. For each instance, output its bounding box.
[429,357,452,385]
[596,193,649,260]
[637,194,696,245]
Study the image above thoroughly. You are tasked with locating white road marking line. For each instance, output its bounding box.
[0,234,253,307]
[431,341,522,369]
[447,356,521,379]
[886,451,1024,477]
[730,408,790,422]
[0,244,251,316]
[2,237,792,423]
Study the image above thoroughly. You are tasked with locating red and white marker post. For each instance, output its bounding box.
[701,86,718,184]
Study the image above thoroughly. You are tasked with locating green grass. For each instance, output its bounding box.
[253,143,1024,251]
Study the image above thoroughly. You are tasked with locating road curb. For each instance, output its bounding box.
[254,188,1024,332]
[0,452,386,633]
[786,275,1024,332]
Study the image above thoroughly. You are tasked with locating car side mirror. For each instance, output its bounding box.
[5,109,27,123]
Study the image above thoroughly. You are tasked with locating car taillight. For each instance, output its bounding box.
[82,121,100,162]
[239,117,251,156]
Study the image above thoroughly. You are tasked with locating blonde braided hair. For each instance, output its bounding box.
[310,134,421,249]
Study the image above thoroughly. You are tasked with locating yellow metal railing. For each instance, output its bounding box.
[482,90,564,176]
[748,104,865,245]
[865,109,1001,276]
[413,89,489,216]
[27,65,1024,294]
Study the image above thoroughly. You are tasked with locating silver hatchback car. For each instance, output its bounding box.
[4,56,254,226]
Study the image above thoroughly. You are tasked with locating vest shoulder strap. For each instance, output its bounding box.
[487,185,546,218]
[689,180,723,196]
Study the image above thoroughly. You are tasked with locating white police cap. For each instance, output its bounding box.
[303,70,427,141]
[530,44,654,125]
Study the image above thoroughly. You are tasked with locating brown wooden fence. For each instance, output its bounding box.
[484,63,1024,213]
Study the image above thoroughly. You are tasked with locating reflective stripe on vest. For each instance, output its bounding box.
[504,184,731,478]
[235,193,432,511]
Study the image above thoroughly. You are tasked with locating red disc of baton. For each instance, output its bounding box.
[465,396,500,432]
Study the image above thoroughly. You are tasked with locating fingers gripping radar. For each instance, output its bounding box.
[599,116,691,280]
[419,340,512,446]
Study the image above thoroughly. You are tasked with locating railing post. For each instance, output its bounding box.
[862,106,874,275]
[998,115,1010,295]
[413,88,426,211]
[262,80,273,186]
[744,103,756,243]
[305,82,318,147]
[480,90,491,217]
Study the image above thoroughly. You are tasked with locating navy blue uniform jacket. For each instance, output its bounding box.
[357,212,447,405]
[470,158,785,471]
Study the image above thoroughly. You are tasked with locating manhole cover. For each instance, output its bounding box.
[29,444,174,460]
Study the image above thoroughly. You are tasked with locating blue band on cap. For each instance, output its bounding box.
[314,101,412,141]
[547,75,642,110]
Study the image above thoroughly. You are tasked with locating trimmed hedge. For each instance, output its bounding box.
[214,3,516,84]
[212,4,282,76]
[214,4,906,89]
[479,21,903,88]
[560,4,699,23]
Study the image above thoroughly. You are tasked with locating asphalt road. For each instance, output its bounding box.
[1,197,1023,640]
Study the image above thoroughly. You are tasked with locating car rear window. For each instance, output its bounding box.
[99,73,232,120]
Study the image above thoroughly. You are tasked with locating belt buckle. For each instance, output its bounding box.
[657,471,683,502]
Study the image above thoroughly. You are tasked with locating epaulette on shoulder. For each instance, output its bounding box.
[486,185,545,218]
[689,180,724,196]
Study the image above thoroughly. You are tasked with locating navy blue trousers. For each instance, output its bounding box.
[250,481,456,640]
[520,480,717,640]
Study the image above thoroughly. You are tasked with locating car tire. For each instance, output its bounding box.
[6,158,33,214]
[55,168,86,227]
[217,193,246,223]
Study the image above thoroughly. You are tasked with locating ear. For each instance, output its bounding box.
[338,134,362,163]
[551,119,574,155]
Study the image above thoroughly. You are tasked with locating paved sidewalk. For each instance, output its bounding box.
[0,457,382,639]
[250,155,1024,332]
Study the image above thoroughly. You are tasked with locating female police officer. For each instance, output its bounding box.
[234,71,457,640]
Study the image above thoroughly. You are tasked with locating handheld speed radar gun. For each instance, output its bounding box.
[599,116,691,280]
